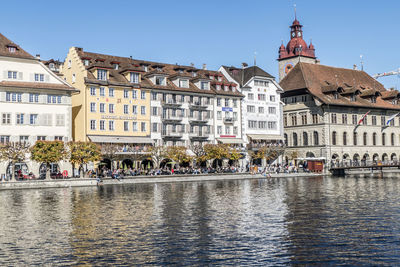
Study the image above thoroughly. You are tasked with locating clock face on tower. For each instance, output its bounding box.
[284,62,294,74]
[292,32,295,37]
[297,32,301,37]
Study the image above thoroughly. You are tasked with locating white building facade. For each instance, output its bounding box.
[0,33,77,179]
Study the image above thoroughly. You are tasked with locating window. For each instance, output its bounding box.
[363,115,368,125]
[258,121,267,129]
[54,136,63,141]
[225,126,231,135]
[332,131,337,145]
[30,114,38,125]
[7,71,17,79]
[100,120,105,130]
[97,69,107,81]
[100,103,105,113]
[56,114,65,126]
[342,114,347,124]
[90,87,96,96]
[68,60,72,68]
[313,131,319,146]
[132,122,138,131]
[42,114,52,126]
[109,104,114,113]
[382,133,386,146]
[217,111,222,120]
[132,105,137,114]
[123,90,129,98]
[353,132,357,146]
[16,113,24,124]
[109,88,114,97]
[233,112,237,120]
[268,121,277,130]
[155,76,165,85]
[225,99,229,107]
[293,133,298,146]
[233,126,238,135]
[141,106,146,115]
[179,79,189,88]
[248,120,257,129]
[8,46,16,53]
[258,94,266,101]
[130,72,139,83]
[254,80,269,87]
[34,74,44,82]
[200,81,209,90]
[90,102,96,112]
[391,133,395,146]
[6,92,22,102]
[303,132,308,146]
[37,136,46,141]
[372,115,377,125]
[301,113,307,125]
[291,114,297,126]
[312,114,318,124]
[248,93,254,100]
[100,87,105,96]
[301,95,307,102]
[90,120,96,130]
[350,95,355,102]
[152,107,158,116]
[247,105,255,113]
[141,91,146,99]
[331,113,337,124]
[29,93,39,103]
[114,64,119,70]
[352,114,357,125]
[152,92,157,100]
[217,126,222,134]
[270,95,276,102]
[152,123,158,132]
[258,107,264,114]
[381,116,385,126]
[109,120,114,131]
[268,107,276,114]
[141,122,146,132]
[363,132,367,146]
[284,115,288,126]
[20,136,29,142]
[124,105,129,114]
[0,135,10,144]
[217,98,221,106]
[371,96,376,103]
[84,59,89,66]
[124,121,129,131]
[373,132,377,146]
[233,99,237,107]
[343,132,347,146]
[132,90,138,99]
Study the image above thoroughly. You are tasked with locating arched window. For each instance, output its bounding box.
[343,132,347,146]
[391,133,395,146]
[313,131,319,146]
[363,132,367,146]
[284,133,288,146]
[353,132,357,146]
[373,133,377,146]
[303,132,308,146]
[382,133,386,146]
[293,133,298,147]
[332,131,337,145]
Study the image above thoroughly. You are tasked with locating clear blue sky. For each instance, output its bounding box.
[2,0,400,88]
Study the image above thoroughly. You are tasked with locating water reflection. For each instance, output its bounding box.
[1,174,400,265]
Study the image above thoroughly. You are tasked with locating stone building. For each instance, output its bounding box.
[280,62,400,165]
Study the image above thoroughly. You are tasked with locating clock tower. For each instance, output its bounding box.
[278,16,318,81]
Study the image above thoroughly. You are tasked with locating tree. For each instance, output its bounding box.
[204,144,230,161]
[149,146,166,169]
[256,145,285,162]
[30,141,67,180]
[190,144,207,167]
[100,143,121,171]
[165,146,192,167]
[68,141,101,178]
[0,142,30,181]
[228,146,242,166]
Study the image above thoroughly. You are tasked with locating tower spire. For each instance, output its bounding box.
[294,4,297,20]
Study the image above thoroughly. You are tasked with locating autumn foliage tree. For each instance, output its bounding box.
[149,146,166,169]
[204,144,230,161]
[30,141,67,180]
[100,143,121,171]
[0,142,30,181]
[190,144,207,167]
[68,141,101,178]
[165,146,192,167]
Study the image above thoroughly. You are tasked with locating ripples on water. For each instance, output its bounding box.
[1,174,400,265]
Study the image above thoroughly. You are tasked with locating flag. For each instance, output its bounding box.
[357,110,370,125]
[386,112,399,126]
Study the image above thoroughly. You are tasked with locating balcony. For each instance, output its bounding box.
[189,101,208,110]
[223,117,236,124]
[161,98,183,107]
[161,113,184,122]
[161,130,184,138]
[189,131,210,139]
[189,116,209,124]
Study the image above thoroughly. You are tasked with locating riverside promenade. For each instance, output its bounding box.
[0,172,323,190]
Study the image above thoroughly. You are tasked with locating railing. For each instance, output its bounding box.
[223,117,235,124]
[247,142,285,149]
[189,131,210,138]
[161,113,184,121]
[161,99,183,106]
[189,116,209,123]
[189,101,208,109]
[330,160,398,168]
[161,130,184,137]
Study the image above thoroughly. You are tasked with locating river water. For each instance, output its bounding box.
[1,174,400,265]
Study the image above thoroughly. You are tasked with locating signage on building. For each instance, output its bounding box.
[101,115,137,120]
[222,107,233,112]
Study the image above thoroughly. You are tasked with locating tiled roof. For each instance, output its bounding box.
[221,65,274,86]
[0,33,34,59]
[280,62,400,110]
[0,81,78,92]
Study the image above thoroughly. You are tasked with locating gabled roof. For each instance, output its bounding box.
[221,65,274,86]
[280,62,400,110]
[0,33,34,59]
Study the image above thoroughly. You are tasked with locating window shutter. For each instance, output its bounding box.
[45,75,50,82]
[18,72,23,80]
[3,71,7,79]
[30,73,34,81]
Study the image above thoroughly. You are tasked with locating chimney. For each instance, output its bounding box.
[35,54,40,60]
[202,64,207,70]
[353,64,358,70]
[242,62,248,69]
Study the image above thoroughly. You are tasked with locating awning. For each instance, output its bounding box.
[87,135,154,144]
[247,134,283,141]
[217,138,244,144]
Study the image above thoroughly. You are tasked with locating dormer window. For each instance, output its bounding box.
[392,99,398,105]
[224,85,229,91]
[179,79,189,88]
[371,96,377,103]
[114,64,119,70]
[192,71,197,77]
[49,63,55,70]
[8,46,16,53]
[350,95,356,102]
[97,69,107,81]
[200,81,209,90]
[84,60,89,66]
[333,92,339,99]
[155,76,165,86]
[216,84,221,90]
[209,75,214,80]
[218,76,222,82]
[142,65,148,72]
[130,72,139,83]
